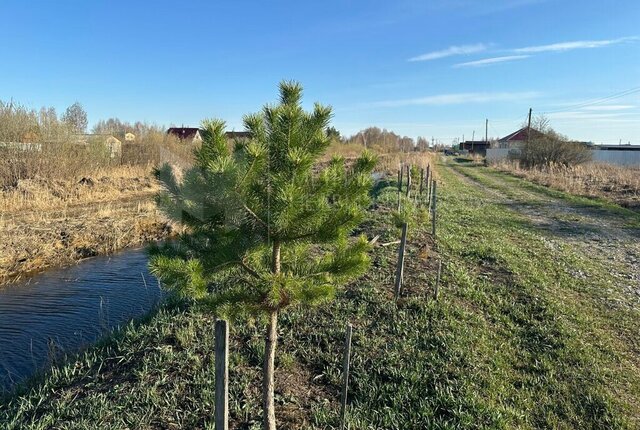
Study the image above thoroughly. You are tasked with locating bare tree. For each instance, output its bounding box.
[521,114,552,135]
[62,102,88,134]
[343,127,415,153]
[416,136,429,151]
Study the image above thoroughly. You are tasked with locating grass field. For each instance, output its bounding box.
[1,158,639,429]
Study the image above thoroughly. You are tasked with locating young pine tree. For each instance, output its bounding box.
[149,81,376,430]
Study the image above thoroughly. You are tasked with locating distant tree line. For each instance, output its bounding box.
[92,118,165,137]
[0,100,87,143]
[337,126,428,153]
[0,98,173,145]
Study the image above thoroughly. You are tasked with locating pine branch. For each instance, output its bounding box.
[242,201,269,230]
[240,258,262,279]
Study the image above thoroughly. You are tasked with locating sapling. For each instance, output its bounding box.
[149,81,376,430]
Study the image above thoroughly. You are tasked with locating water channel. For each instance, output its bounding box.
[0,248,161,393]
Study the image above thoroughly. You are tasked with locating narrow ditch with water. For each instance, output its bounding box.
[0,247,161,393]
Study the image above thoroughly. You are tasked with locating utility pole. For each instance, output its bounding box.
[471,131,475,153]
[527,108,532,143]
[485,119,488,144]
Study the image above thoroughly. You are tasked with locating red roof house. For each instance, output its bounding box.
[167,127,202,142]
[498,127,546,148]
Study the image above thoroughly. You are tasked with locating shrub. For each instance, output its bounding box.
[519,135,591,169]
[0,142,114,188]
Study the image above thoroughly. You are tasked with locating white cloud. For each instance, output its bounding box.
[454,55,530,67]
[408,43,487,61]
[581,104,635,111]
[371,91,539,108]
[513,36,638,53]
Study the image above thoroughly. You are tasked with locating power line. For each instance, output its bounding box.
[540,86,640,114]
[461,87,640,143]
[480,86,640,127]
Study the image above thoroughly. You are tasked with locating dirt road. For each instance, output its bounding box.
[448,160,640,309]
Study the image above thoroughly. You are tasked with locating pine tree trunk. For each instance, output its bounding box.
[263,309,278,430]
[272,241,281,274]
[263,241,281,430]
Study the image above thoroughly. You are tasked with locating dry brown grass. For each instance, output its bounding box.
[323,141,367,160]
[0,200,171,284]
[0,165,159,213]
[0,132,197,189]
[0,102,197,283]
[323,139,436,171]
[491,159,640,209]
[0,163,175,285]
[377,151,437,175]
[121,133,198,169]
[0,143,114,188]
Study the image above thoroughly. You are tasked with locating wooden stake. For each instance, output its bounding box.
[419,168,424,196]
[426,164,430,188]
[405,165,411,198]
[434,260,442,300]
[431,181,437,237]
[215,320,229,430]
[394,222,408,299]
[426,166,431,207]
[394,168,401,211]
[340,323,353,430]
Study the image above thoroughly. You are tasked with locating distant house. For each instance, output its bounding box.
[103,136,122,158]
[595,144,640,151]
[225,131,252,141]
[167,127,203,143]
[460,140,490,156]
[497,127,546,149]
[74,134,122,158]
[114,131,136,142]
[590,144,640,167]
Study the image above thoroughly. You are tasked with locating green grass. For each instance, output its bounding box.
[450,161,640,225]
[1,164,639,429]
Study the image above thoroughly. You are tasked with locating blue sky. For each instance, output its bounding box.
[1,0,639,144]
